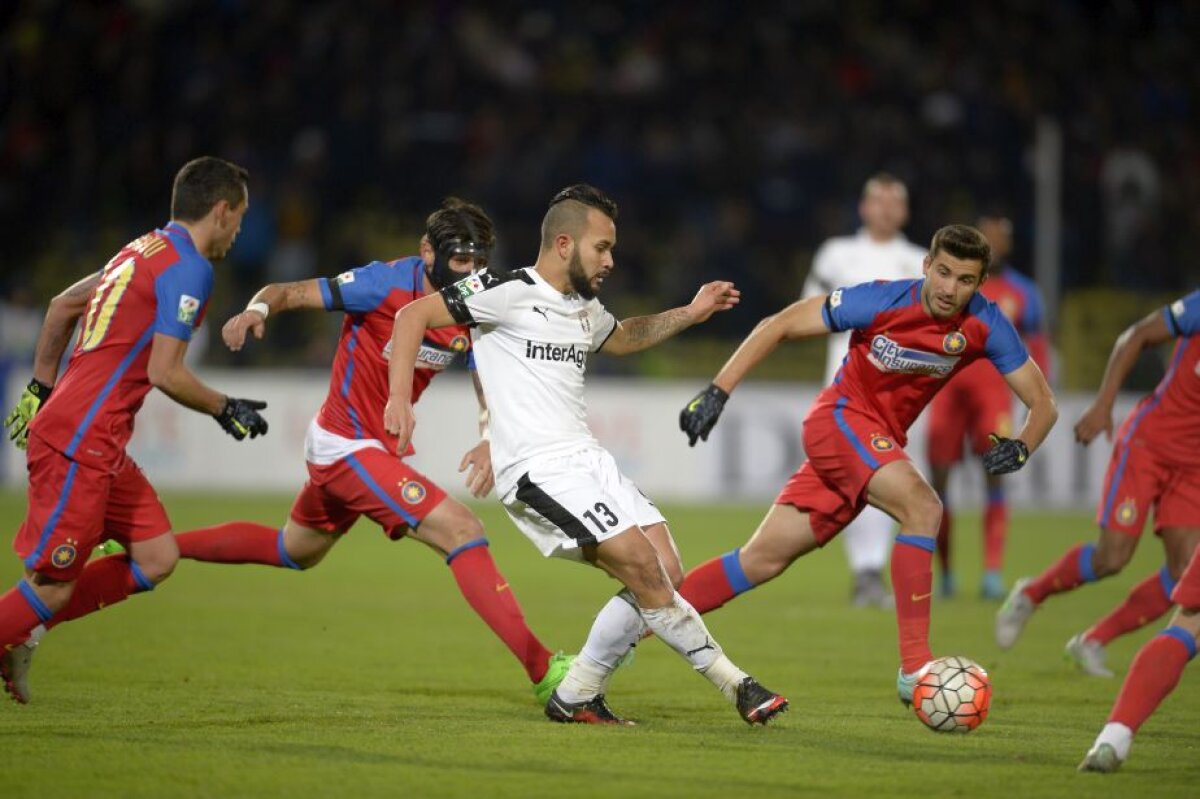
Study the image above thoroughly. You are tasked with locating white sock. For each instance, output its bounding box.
[26,624,46,648]
[555,653,610,704]
[842,506,893,571]
[640,592,747,702]
[580,591,646,669]
[1095,722,1133,761]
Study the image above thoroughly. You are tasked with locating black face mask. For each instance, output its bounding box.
[427,237,491,289]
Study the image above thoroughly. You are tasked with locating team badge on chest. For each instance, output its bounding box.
[942,331,966,355]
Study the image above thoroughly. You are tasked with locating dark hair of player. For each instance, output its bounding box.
[171,157,250,222]
[540,184,619,251]
[928,224,991,273]
[425,197,496,255]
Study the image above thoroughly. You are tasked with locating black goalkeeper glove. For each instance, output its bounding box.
[679,384,729,447]
[214,397,269,441]
[4,378,52,450]
[982,433,1029,475]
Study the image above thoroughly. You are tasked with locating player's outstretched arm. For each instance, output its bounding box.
[679,295,830,445]
[222,279,324,352]
[147,333,268,440]
[1074,309,1171,445]
[4,271,102,448]
[984,359,1057,475]
[711,295,829,394]
[384,292,459,454]
[600,281,739,355]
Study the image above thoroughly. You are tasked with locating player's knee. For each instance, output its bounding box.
[897,490,943,534]
[26,574,75,614]
[136,550,179,584]
[1092,545,1131,577]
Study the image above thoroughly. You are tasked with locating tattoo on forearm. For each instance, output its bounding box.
[620,308,692,350]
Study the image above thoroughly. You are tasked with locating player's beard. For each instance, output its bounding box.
[567,249,599,299]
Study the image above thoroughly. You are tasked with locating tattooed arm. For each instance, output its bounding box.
[222,279,326,352]
[32,271,103,385]
[600,281,741,355]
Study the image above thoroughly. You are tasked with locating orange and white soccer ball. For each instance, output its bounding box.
[912,656,991,733]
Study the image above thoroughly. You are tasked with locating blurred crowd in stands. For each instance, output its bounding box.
[2,0,1198,367]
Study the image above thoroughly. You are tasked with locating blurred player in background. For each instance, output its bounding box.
[679,224,1057,705]
[1079,521,1200,773]
[997,290,1200,680]
[173,198,570,703]
[0,157,268,703]
[925,215,1051,599]
[386,185,788,726]
[802,173,927,607]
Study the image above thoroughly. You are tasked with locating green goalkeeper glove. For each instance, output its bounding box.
[4,378,53,450]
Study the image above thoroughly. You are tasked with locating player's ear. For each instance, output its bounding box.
[418,236,434,264]
[556,233,574,260]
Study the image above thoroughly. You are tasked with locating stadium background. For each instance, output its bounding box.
[2,0,1197,504]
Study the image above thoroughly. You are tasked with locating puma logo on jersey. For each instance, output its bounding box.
[531,305,550,321]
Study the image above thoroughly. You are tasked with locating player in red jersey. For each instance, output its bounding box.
[0,157,267,703]
[170,198,569,704]
[997,289,1200,678]
[926,216,1052,599]
[678,224,1057,704]
[1080,513,1200,772]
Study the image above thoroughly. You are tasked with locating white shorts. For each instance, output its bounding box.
[500,447,666,561]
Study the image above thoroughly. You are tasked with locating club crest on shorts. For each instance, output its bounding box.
[51,543,77,568]
[449,334,469,352]
[400,480,427,504]
[869,434,895,452]
[943,331,967,355]
[1116,497,1137,525]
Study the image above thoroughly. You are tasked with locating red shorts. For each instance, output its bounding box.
[926,368,1013,467]
[776,398,910,545]
[1172,545,1200,609]
[14,435,171,581]
[1096,439,1200,536]
[290,446,448,539]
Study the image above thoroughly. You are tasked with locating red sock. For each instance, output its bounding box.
[1024,543,1097,604]
[983,494,1007,572]
[678,550,753,614]
[447,541,552,683]
[47,555,149,628]
[891,535,935,673]
[1108,627,1196,732]
[0,583,50,650]
[935,504,952,576]
[1086,568,1175,646]
[176,522,294,567]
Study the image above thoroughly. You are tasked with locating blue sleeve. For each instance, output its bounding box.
[323,261,411,314]
[154,258,213,340]
[1164,290,1200,337]
[984,309,1030,375]
[822,280,896,332]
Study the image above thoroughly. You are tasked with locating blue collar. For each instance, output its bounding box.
[163,221,199,255]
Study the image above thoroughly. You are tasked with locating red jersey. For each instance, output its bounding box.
[822,279,1029,446]
[315,257,471,454]
[1114,290,1200,467]
[30,222,212,470]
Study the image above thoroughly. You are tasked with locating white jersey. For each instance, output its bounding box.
[802,229,927,385]
[441,267,617,496]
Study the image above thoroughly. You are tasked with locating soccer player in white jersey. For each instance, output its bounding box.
[385,184,788,726]
[801,173,928,607]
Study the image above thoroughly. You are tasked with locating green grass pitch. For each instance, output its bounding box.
[0,490,1196,798]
